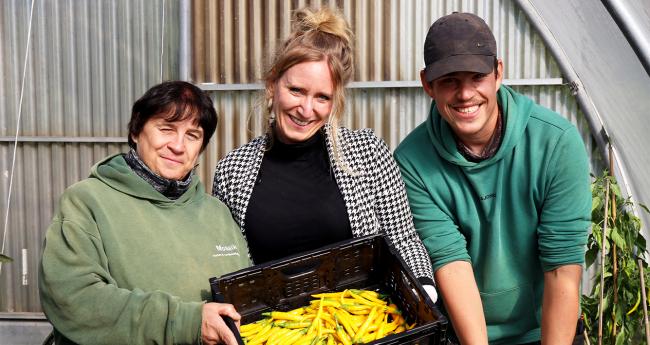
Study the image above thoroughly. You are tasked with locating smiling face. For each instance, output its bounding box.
[421,60,503,152]
[132,114,204,180]
[272,60,334,143]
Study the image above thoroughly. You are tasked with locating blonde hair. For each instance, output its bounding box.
[262,6,354,166]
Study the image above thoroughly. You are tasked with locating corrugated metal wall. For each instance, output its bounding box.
[0,0,179,313]
[193,0,560,83]
[0,0,603,313]
[196,0,603,178]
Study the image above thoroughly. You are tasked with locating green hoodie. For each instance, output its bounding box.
[394,85,591,344]
[39,154,251,345]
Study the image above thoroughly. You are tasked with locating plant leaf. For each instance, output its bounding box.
[610,226,626,250]
[635,233,647,254]
[0,254,13,263]
[584,173,649,344]
[615,329,626,345]
[592,196,602,213]
[585,247,598,268]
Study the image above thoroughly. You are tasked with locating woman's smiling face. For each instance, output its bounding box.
[272,60,333,143]
[132,114,204,180]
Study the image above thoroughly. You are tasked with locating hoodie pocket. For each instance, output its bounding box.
[480,283,537,332]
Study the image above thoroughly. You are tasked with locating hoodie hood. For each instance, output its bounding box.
[426,84,535,168]
[89,154,203,205]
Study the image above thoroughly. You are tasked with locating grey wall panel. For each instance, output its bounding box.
[0,143,127,312]
[0,0,179,312]
[196,90,264,185]
[192,0,562,83]
[0,314,52,345]
[1,0,180,138]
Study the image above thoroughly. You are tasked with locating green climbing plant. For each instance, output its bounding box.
[582,172,650,344]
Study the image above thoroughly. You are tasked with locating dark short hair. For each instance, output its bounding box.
[127,81,217,151]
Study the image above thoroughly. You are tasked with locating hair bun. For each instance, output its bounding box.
[293,7,352,47]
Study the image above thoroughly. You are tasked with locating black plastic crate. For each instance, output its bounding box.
[210,234,447,345]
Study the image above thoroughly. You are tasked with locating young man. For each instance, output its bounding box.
[394,12,591,345]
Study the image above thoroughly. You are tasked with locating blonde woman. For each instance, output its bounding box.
[213,7,435,292]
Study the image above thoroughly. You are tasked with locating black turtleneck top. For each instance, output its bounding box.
[244,129,352,264]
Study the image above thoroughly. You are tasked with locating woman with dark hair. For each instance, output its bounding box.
[39,81,250,345]
[213,7,436,293]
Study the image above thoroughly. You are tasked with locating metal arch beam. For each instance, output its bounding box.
[602,0,650,77]
[514,0,610,165]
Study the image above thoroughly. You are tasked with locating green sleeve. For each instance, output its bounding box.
[394,150,471,272]
[39,211,203,345]
[537,126,591,271]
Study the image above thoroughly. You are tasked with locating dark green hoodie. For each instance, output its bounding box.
[394,85,591,344]
[39,154,251,345]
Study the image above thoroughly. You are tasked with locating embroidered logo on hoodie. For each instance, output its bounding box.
[480,193,496,201]
[213,244,241,257]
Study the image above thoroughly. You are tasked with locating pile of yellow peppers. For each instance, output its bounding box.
[239,289,415,345]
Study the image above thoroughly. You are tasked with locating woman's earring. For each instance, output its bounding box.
[267,98,275,126]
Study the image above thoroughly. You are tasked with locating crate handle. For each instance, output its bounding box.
[278,258,323,279]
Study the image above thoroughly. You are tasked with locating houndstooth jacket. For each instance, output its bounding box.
[212,125,434,281]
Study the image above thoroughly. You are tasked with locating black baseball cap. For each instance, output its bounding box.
[423,12,497,82]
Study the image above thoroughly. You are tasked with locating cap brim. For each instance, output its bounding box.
[424,54,494,82]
